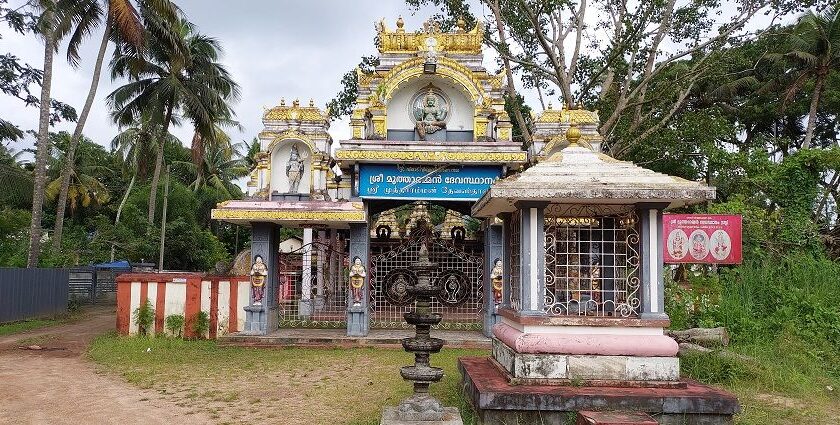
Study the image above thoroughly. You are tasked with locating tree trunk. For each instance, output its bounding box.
[53,25,111,251]
[27,11,56,268]
[111,171,136,262]
[489,0,532,147]
[801,72,825,150]
[147,102,174,226]
[667,327,730,347]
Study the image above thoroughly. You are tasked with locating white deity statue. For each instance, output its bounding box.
[286,144,305,193]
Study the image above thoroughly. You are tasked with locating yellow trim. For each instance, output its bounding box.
[377,20,482,54]
[211,209,366,222]
[380,57,485,102]
[334,150,526,163]
[266,130,316,154]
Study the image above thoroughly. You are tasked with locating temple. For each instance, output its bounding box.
[211,17,738,423]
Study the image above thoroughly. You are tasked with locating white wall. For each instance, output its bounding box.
[386,76,474,131]
[270,140,311,194]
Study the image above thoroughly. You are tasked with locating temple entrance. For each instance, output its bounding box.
[278,239,349,328]
[368,202,484,330]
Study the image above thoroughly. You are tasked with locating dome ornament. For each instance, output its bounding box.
[566,121,582,148]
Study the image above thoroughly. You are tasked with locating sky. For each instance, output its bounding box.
[1,0,792,158]
[0,0,512,156]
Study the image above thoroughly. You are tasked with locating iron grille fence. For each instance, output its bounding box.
[509,209,521,311]
[369,233,484,330]
[278,241,349,328]
[543,205,641,317]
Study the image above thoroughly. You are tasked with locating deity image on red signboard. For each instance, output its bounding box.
[667,229,689,261]
[689,230,709,260]
[710,229,732,261]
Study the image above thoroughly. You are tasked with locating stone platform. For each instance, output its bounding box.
[459,357,739,425]
[218,329,490,349]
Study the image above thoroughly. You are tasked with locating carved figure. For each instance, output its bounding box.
[250,255,268,305]
[349,256,367,305]
[490,258,503,305]
[285,144,305,193]
[413,89,448,140]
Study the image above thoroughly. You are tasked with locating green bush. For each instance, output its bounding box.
[132,300,155,336]
[191,311,210,339]
[164,314,185,337]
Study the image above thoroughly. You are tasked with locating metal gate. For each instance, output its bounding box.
[369,231,484,330]
[278,240,349,328]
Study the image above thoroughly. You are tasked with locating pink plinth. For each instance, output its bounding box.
[493,323,679,357]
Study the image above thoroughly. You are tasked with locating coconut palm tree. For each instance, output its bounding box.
[27,0,96,267]
[108,16,240,227]
[771,6,840,149]
[175,139,248,199]
[51,0,179,250]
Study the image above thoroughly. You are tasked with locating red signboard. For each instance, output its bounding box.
[663,214,742,264]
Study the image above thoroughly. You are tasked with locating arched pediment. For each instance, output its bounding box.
[380,57,485,105]
[266,130,317,155]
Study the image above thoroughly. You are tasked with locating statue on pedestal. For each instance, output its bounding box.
[349,256,366,306]
[490,258,503,306]
[413,89,448,140]
[286,144,305,193]
[250,255,268,305]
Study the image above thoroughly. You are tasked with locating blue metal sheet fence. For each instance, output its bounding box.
[0,268,69,323]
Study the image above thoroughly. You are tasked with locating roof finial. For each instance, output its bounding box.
[456,16,466,32]
[566,121,582,147]
[396,16,405,32]
[309,98,315,107]
[280,97,285,107]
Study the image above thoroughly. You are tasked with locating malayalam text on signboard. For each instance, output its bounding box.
[359,164,501,201]
[663,214,743,264]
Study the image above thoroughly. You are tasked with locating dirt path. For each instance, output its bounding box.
[0,306,210,425]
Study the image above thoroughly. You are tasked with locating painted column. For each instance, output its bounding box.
[516,202,548,316]
[315,230,326,310]
[244,222,279,334]
[500,213,512,311]
[347,222,370,336]
[299,227,313,317]
[639,205,668,320]
[482,220,504,337]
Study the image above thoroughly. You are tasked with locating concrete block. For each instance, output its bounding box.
[492,339,515,373]
[380,406,463,425]
[568,355,627,380]
[627,356,680,381]
[516,353,568,379]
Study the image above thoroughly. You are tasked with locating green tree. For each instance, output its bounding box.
[108,16,240,227]
[768,6,840,150]
[52,0,179,250]
[46,132,111,216]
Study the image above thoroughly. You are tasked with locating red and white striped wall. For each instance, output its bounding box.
[116,273,250,338]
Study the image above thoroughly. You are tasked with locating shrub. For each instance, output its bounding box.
[165,314,185,337]
[132,300,155,336]
[191,311,210,339]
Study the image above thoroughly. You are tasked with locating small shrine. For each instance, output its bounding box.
[459,124,739,423]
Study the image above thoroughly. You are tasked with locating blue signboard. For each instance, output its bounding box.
[359,164,502,201]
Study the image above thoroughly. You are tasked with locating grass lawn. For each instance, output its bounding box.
[0,307,84,337]
[89,334,485,425]
[681,333,840,425]
[88,333,840,425]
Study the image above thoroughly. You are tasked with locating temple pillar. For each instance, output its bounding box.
[483,220,503,337]
[639,204,668,320]
[500,213,512,311]
[315,230,326,310]
[244,222,279,334]
[299,227,313,317]
[515,202,548,316]
[347,222,370,336]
